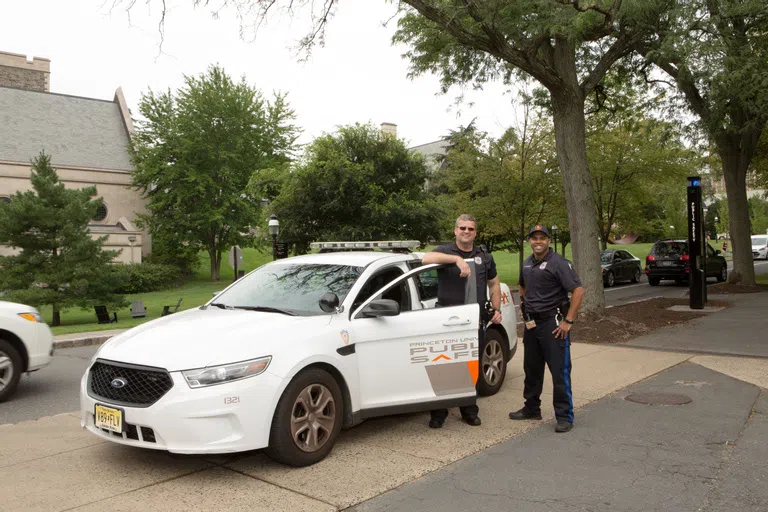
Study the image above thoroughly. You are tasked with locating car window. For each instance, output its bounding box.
[214,263,363,316]
[600,251,614,263]
[706,244,716,257]
[352,266,410,312]
[753,237,768,246]
[652,242,688,257]
[412,267,439,302]
[618,251,633,260]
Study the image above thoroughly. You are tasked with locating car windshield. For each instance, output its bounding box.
[753,237,767,246]
[600,251,614,264]
[652,242,688,257]
[211,263,363,316]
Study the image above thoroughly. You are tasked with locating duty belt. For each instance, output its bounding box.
[527,309,559,321]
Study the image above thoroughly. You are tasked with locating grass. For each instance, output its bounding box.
[43,240,739,336]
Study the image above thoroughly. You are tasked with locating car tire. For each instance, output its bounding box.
[631,267,641,283]
[717,265,727,282]
[0,339,23,403]
[604,271,615,288]
[476,328,508,397]
[648,277,660,286]
[265,368,343,467]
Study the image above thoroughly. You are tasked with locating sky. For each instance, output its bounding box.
[1,0,525,147]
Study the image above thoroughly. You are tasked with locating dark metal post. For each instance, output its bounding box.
[687,177,706,309]
[233,246,238,283]
[271,234,277,261]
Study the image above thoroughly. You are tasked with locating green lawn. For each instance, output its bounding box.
[44,240,727,336]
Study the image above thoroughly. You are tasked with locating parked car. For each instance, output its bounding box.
[0,301,55,401]
[80,242,520,466]
[752,235,768,260]
[600,249,642,287]
[645,240,728,286]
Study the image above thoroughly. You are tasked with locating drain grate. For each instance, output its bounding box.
[624,392,692,406]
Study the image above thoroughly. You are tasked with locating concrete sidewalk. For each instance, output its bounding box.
[5,292,765,511]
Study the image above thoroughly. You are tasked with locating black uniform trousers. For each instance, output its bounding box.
[430,326,484,422]
[523,313,574,423]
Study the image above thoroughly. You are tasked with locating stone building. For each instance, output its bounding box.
[0,50,147,263]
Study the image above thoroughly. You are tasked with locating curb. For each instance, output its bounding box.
[54,335,113,349]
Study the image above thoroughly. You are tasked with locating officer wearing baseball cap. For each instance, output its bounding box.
[509,225,585,433]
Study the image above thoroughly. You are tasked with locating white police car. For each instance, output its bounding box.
[80,241,519,466]
[0,300,55,402]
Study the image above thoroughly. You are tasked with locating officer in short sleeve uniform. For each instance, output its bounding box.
[509,225,585,433]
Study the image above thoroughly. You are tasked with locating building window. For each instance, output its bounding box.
[93,203,108,222]
[0,196,10,205]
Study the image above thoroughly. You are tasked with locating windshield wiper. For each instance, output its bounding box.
[207,302,233,310]
[233,305,298,316]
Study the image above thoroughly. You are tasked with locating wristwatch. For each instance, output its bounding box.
[563,318,574,325]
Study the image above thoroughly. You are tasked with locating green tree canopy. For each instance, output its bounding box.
[130,65,300,280]
[270,124,440,251]
[0,153,124,326]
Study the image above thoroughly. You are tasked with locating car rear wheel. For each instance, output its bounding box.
[648,277,660,286]
[631,267,641,283]
[717,265,727,282]
[604,271,615,288]
[0,339,22,403]
[265,368,343,467]
[476,328,507,397]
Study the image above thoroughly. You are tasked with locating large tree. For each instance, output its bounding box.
[131,65,299,280]
[634,0,768,285]
[0,153,124,326]
[270,123,440,251]
[115,0,673,314]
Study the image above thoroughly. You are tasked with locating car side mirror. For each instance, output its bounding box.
[614,257,622,262]
[715,249,721,255]
[359,298,400,318]
[319,292,340,313]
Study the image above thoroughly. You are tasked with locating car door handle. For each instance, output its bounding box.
[443,317,472,326]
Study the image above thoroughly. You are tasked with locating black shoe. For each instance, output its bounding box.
[508,408,542,420]
[463,416,481,426]
[555,420,573,433]
[429,419,444,429]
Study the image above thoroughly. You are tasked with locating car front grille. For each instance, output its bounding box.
[88,360,173,407]
[98,421,157,444]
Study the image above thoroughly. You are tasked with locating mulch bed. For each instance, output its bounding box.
[516,298,730,345]
[705,283,768,294]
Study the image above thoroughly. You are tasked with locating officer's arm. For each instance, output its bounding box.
[566,286,585,323]
[422,251,471,277]
[488,276,501,311]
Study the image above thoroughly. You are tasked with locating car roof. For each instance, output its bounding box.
[269,251,419,268]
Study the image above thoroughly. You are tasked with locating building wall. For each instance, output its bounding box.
[0,160,148,262]
[0,51,50,92]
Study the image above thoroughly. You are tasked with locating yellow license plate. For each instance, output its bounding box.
[95,404,123,433]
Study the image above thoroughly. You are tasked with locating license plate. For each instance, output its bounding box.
[661,261,672,266]
[95,404,123,433]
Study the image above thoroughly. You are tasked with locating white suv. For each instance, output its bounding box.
[0,301,55,401]
[752,235,768,260]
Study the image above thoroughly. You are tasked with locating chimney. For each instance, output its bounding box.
[0,50,51,92]
[381,122,397,137]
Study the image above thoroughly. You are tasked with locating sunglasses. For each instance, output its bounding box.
[458,226,476,232]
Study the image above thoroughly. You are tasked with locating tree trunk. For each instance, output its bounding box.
[720,142,756,285]
[209,247,220,281]
[551,89,605,314]
[52,304,61,327]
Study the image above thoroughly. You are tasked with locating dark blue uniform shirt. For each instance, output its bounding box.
[519,249,582,314]
[434,243,497,308]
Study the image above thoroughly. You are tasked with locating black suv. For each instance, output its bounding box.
[645,240,728,286]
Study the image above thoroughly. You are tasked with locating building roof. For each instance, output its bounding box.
[0,86,133,171]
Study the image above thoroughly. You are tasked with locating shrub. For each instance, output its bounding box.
[112,263,182,294]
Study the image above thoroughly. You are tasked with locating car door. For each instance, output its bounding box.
[705,244,723,277]
[617,250,633,280]
[348,263,480,417]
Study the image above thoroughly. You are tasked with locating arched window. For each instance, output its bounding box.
[93,203,108,222]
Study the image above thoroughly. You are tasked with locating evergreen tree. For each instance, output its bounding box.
[0,153,125,326]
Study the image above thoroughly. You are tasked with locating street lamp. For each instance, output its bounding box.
[268,214,280,261]
[551,225,559,254]
[128,235,137,263]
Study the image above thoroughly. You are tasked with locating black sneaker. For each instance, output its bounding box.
[428,419,444,429]
[555,420,573,433]
[508,408,542,420]
[463,416,481,426]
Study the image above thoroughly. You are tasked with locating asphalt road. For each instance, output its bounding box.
[3,260,767,426]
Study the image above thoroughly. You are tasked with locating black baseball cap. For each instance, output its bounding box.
[528,224,550,238]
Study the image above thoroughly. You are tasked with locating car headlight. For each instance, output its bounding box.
[182,356,272,388]
[18,312,42,323]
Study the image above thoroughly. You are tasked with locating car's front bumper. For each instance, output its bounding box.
[753,249,768,259]
[27,323,54,371]
[79,365,284,454]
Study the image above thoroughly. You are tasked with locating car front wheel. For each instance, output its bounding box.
[265,368,343,467]
[477,328,507,396]
[631,267,641,283]
[0,339,23,402]
[717,265,727,282]
[604,271,615,287]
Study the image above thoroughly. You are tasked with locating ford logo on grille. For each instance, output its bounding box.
[111,377,128,389]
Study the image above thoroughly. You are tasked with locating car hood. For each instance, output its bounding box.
[95,307,333,371]
[0,301,38,314]
[753,245,766,250]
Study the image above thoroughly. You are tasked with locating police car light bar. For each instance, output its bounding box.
[309,240,421,250]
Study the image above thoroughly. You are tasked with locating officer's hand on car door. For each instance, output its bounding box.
[491,310,502,324]
[455,257,471,277]
[553,321,572,339]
